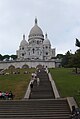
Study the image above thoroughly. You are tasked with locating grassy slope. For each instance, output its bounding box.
[50,68,80,106]
[0,68,35,100]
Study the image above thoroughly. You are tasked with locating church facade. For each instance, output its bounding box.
[16,18,55,61]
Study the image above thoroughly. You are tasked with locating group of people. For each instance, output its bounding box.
[30,71,40,91]
[0,91,14,100]
[70,105,80,119]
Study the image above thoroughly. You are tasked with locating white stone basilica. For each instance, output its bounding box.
[0,18,61,69]
[16,18,55,61]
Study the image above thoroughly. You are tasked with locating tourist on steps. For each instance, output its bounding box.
[30,82,33,91]
[0,91,2,99]
[8,91,14,100]
[70,105,80,119]
[37,77,40,86]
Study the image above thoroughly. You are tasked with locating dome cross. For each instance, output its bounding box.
[35,18,37,25]
[45,33,48,38]
[23,34,25,40]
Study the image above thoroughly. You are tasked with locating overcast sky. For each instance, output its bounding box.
[0,0,80,55]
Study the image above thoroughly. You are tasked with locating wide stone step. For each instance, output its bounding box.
[0,111,70,114]
[0,99,70,107]
[0,99,69,104]
[0,116,70,119]
[0,108,70,111]
[0,105,70,108]
[29,96,54,99]
[32,88,53,91]
[0,106,69,109]
[0,113,70,117]
[0,114,70,119]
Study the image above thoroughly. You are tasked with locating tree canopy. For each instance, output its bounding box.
[75,38,80,48]
[0,54,17,61]
[58,38,80,73]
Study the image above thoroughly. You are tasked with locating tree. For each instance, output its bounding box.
[56,54,64,59]
[0,54,3,61]
[3,55,10,61]
[10,55,17,60]
[61,51,72,67]
[73,38,80,73]
[75,38,80,48]
[68,45,80,74]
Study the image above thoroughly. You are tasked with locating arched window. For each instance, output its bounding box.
[46,52,48,55]
[37,51,39,55]
[32,48,35,54]
[37,41,39,44]
[22,47,24,50]
[22,53,24,56]
[20,47,21,50]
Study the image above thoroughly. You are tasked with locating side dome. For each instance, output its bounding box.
[43,33,51,45]
[20,35,28,46]
[28,18,44,41]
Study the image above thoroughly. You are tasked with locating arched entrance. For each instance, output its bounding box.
[22,64,29,69]
[36,64,43,69]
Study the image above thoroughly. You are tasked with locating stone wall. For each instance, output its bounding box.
[0,60,56,69]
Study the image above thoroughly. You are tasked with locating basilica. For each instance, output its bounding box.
[16,18,55,61]
[0,18,60,69]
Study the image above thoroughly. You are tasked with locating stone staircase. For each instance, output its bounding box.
[0,68,71,119]
[29,69,54,99]
[0,99,70,119]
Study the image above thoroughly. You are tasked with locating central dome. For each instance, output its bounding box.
[30,25,43,35]
[28,18,44,41]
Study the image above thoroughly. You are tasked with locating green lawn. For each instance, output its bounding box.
[49,68,80,106]
[0,68,35,100]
